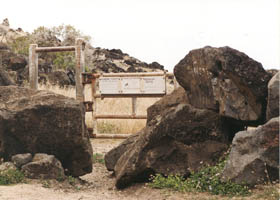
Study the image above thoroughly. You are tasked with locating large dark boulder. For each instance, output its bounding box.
[266,72,279,121]
[221,117,279,186]
[174,46,271,125]
[106,100,243,189]
[0,86,93,177]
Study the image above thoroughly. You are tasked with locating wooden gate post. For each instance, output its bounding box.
[75,38,86,137]
[91,75,98,136]
[75,38,86,102]
[29,44,38,90]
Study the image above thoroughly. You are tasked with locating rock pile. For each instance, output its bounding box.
[86,47,164,74]
[105,46,278,188]
[0,153,65,180]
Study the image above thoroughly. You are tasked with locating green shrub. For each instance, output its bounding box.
[67,175,76,186]
[149,158,251,196]
[0,169,25,185]
[53,52,75,70]
[42,180,51,188]
[56,170,65,182]
[149,174,188,191]
[8,36,31,55]
[92,153,105,164]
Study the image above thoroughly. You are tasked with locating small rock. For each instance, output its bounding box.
[0,162,17,171]
[11,153,33,168]
[21,153,65,180]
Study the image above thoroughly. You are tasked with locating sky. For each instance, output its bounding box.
[1,0,279,71]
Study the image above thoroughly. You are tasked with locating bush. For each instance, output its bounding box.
[149,158,251,196]
[8,36,31,55]
[67,175,76,186]
[0,169,25,185]
[53,52,75,70]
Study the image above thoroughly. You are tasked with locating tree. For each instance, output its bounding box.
[9,24,91,71]
[52,24,91,46]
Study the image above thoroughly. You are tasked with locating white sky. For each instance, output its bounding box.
[1,0,279,71]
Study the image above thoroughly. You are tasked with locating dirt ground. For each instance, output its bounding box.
[0,139,278,200]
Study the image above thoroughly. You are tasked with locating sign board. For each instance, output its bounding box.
[99,77,120,94]
[99,76,166,94]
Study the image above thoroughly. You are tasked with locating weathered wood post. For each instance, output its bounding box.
[91,75,98,136]
[75,38,85,102]
[29,44,38,90]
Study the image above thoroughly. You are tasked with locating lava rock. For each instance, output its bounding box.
[11,153,32,168]
[108,102,242,189]
[147,87,188,123]
[221,117,279,186]
[0,86,93,177]
[8,56,27,71]
[105,131,141,171]
[21,153,65,179]
[174,46,271,125]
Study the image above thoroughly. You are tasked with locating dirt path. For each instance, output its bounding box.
[0,139,278,200]
[0,139,186,200]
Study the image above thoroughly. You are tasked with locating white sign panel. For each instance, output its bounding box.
[121,78,141,94]
[99,76,166,95]
[142,77,165,94]
[99,77,120,94]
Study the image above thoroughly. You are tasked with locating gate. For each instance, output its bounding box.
[29,39,177,139]
[82,72,177,138]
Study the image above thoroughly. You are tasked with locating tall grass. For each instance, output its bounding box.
[38,84,169,134]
